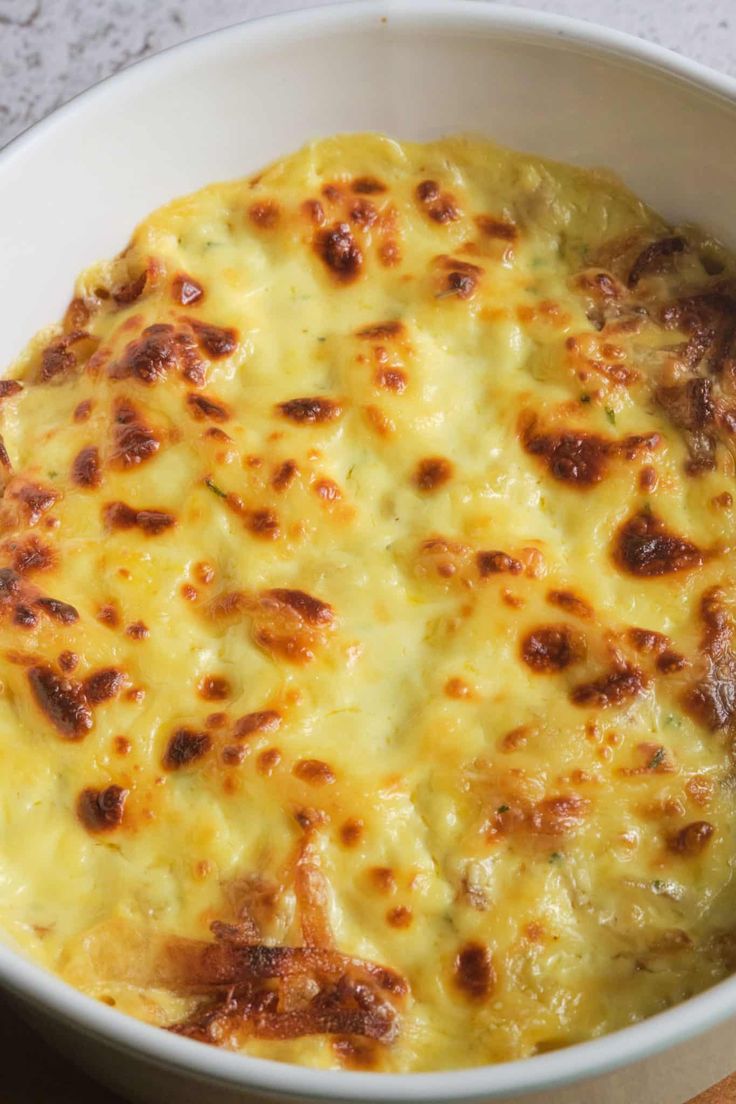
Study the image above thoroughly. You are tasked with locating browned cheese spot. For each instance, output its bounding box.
[234,710,282,739]
[666,820,715,856]
[172,274,204,306]
[546,589,594,620]
[5,479,59,526]
[293,759,336,786]
[113,269,148,306]
[166,939,407,1043]
[239,507,275,541]
[83,667,125,703]
[74,399,92,422]
[277,397,343,425]
[111,401,160,468]
[657,650,687,674]
[191,320,238,360]
[316,222,363,283]
[340,818,364,847]
[368,867,396,894]
[35,596,79,624]
[249,201,280,229]
[257,748,282,775]
[475,215,518,241]
[63,297,93,332]
[104,501,176,536]
[627,627,669,654]
[110,324,204,385]
[251,588,335,665]
[387,906,412,929]
[352,177,386,195]
[350,199,378,228]
[613,511,703,577]
[0,568,21,608]
[222,745,246,766]
[570,665,646,708]
[28,665,93,739]
[435,256,483,301]
[40,331,90,382]
[0,380,22,401]
[416,179,460,224]
[521,418,660,487]
[71,446,102,488]
[126,620,149,640]
[639,465,658,492]
[97,603,120,628]
[445,677,473,699]
[521,625,585,673]
[195,562,215,585]
[77,785,129,832]
[187,393,230,422]
[487,791,589,841]
[272,460,298,491]
[7,536,56,575]
[58,651,79,672]
[14,604,37,627]
[454,942,495,1001]
[683,587,736,730]
[413,456,453,493]
[376,367,407,393]
[198,675,231,701]
[163,728,212,770]
[477,550,523,577]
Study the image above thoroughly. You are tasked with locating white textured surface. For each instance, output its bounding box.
[0,0,735,150]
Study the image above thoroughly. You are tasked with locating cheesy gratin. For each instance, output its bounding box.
[2,133,736,1072]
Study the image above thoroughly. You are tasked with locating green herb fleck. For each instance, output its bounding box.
[47,470,58,479]
[648,747,666,770]
[580,393,591,404]
[497,804,510,814]
[665,713,682,728]
[316,336,327,343]
[549,851,563,864]
[605,407,616,426]
[205,478,227,499]
[652,879,663,892]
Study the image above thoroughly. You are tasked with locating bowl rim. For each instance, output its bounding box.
[3,1,736,1099]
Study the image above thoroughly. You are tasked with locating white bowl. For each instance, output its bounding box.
[2,3,736,1101]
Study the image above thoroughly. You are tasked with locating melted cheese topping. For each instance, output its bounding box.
[1,133,736,1071]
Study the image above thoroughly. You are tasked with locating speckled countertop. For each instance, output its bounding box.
[1,0,736,150]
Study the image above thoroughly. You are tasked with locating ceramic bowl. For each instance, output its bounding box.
[2,3,736,1101]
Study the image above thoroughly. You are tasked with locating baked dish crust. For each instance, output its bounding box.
[1,134,736,1070]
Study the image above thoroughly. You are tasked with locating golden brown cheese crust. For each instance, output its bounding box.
[1,133,736,1071]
